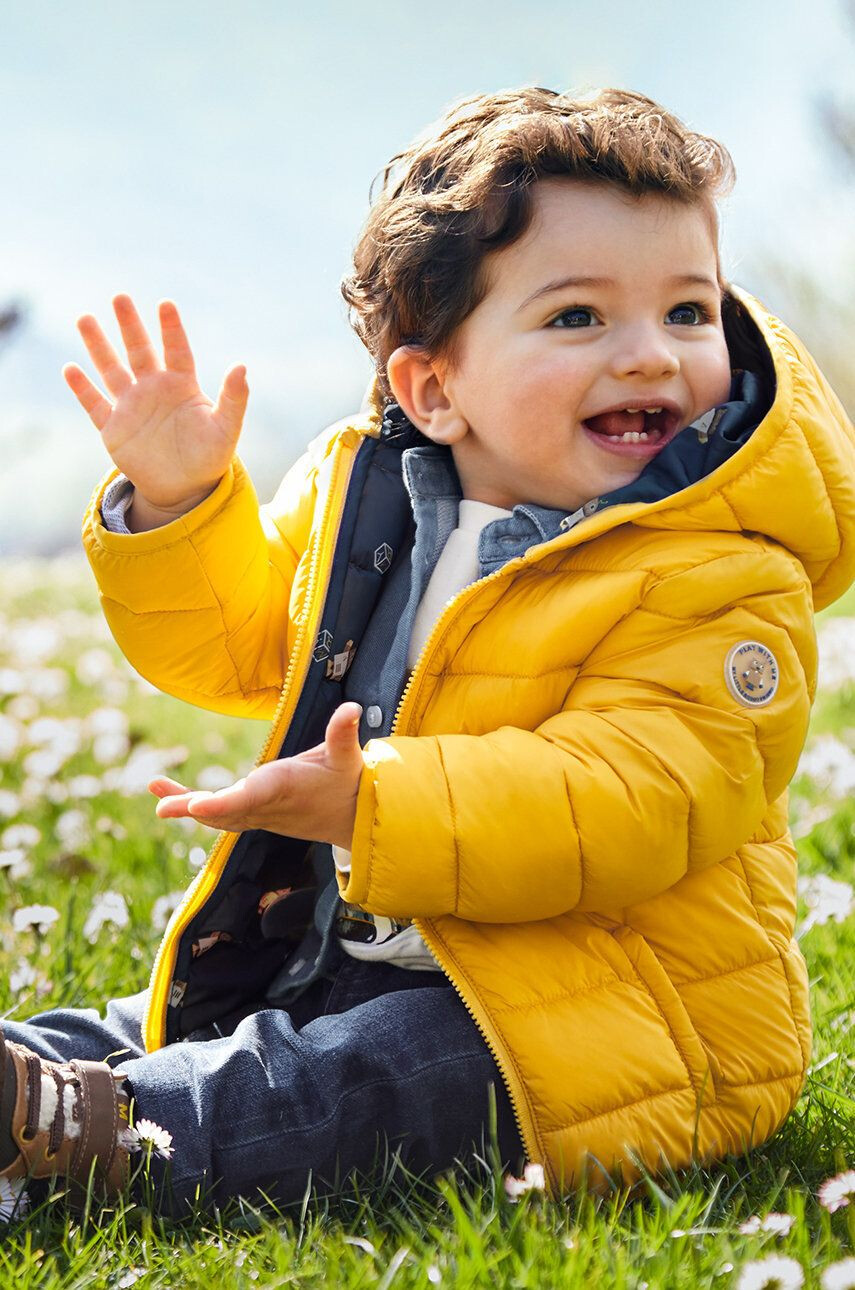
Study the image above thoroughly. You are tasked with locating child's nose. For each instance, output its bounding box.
[612,325,680,380]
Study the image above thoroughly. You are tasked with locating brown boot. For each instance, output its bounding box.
[0,1023,130,1199]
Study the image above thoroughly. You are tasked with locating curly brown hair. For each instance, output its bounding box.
[341,87,736,403]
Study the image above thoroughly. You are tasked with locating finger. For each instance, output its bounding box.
[113,293,161,377]
[62,362,114,432]
[186,777,253,819]
[147,776,191,798]
[154,791,197,818]
[154,795,240,832]
[75,314,133,399]
[324,702,363,770]
[213,364,248,438]
[159,299,197,376]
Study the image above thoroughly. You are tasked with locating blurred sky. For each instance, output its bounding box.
[1,0,853,553]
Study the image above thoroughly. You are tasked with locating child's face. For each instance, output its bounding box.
[414,179,733,512]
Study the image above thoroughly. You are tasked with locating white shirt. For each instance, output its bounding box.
[334,497,513,968]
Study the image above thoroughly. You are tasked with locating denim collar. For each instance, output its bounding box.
[400,444,572,576]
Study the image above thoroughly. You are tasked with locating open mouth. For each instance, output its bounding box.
[582,406,679,447]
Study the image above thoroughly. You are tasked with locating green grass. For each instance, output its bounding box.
[0,555,852,1288]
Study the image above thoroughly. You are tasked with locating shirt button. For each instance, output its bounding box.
[365,705,383,728]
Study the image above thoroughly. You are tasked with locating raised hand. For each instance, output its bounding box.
[148,702,365,852]
[63,294,248,516]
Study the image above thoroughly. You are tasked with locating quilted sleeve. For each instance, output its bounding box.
[82,445,321,719]
[338,546,816,921]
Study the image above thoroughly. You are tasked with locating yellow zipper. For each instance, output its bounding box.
[381,511,639,1175]
[142,430,362,1051]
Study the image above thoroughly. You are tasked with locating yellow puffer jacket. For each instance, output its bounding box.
[83,289,855,1192]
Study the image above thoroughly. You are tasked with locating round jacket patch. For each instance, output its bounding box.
[724,641,779,707]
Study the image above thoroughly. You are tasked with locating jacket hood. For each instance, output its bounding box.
[628,286,855,610]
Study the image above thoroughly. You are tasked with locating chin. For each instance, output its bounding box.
[605,464,646,490]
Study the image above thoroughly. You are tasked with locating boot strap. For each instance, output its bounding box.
[69,1060,121,1184]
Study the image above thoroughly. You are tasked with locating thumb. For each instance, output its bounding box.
[324,702,363,769]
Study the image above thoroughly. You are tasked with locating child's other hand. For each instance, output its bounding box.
[149,702,364,852]
[63,295,248,515]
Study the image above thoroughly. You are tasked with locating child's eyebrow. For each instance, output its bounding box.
[517,273,719,312]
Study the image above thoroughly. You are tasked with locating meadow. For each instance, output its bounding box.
[0,554,852,1289]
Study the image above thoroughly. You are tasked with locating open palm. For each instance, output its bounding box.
[63,294,248,512]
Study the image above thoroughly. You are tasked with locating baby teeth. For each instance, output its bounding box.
[606,429,663,443]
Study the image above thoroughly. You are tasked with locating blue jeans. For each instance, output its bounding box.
[2,951,524,1215]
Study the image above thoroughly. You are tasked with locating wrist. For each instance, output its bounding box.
[328,793,359,852]
[126,484,219,533]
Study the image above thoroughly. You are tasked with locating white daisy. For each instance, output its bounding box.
[797,736,855,800]
[0,789,22,819]
[7,621,61,666]
[6,694,38,720]
[797,875,854,937]
[0,848,32,880]
[55,808,92,850]
[92,732,131,766]
[26,669,68,702]
[151,892,184,931]
[817,617,855,690]
[43,780,69,805]
[2,823,41,849]
[65,775,104,799]
[822,1258,855,1290]
[188,846,208,870]
[127,1118,174,1161]
[739,1212,796,1237]
[0,715,23,762]
[83,891,129,942]
[95,817,127,840]
[84,706,128,738]
[26,716,82,760]
[0,1176,29,1223]
[102,745,187,795]
[194,765,237,792]
[0,668,25,698]
[735,1255,804,1290]
[74,649,115,685]
[9,960,37,995]
[818,1170,855,1213]
[759,1213,796,1237]
[503,1162,545,1201]
[22,748,66,780]
[12,904,60,936]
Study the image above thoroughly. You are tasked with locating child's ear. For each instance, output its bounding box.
[386,345,469,444]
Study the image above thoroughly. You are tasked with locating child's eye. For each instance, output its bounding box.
[549,307,598,328]
[667,302,712,326]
